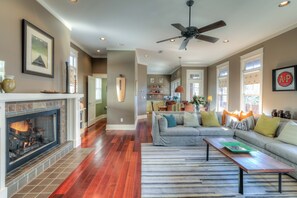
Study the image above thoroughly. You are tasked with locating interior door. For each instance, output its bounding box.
[88,76,96,126]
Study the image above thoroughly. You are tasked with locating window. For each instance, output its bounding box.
[186,70,204,101]
[96,78,102,103]
[216,62,229,111]
[240,48,263,114]
[171,79,180,98]
[69,48,78,93]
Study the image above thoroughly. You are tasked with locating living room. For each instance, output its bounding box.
[1,0,297,197]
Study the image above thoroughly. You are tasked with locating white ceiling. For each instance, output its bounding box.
[38,0,297,74]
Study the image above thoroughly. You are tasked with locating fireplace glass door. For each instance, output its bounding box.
[7,109,60,172]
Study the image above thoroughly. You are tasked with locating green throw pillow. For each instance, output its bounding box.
[201,111,220,127]
[163,114,177,128]
[183,112,200,127]
[254,114,280,137]
[277,121,297,146]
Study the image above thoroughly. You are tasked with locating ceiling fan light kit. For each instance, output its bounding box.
[157,0,226,50]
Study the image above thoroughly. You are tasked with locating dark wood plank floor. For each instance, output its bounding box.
[50,117,152,198]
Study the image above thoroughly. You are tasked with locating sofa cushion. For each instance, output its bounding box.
[161,126,200,136]
[222,110,240,125]
[163,114,177,128]
[173,114,184,125]
[266,141,297,165]
[199,127,234,136]
[239,111,253,121]
[235,130,277,149]
[277,121,297,146]
[184,112,200,127]
[201,111,220,127]
[275,120,289,137]
[254,114,280,137]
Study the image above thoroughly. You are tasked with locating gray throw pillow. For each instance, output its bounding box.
[242,116,255,130]
[225,114,239,127]
[183,112,200,127]
[230,119,249,131]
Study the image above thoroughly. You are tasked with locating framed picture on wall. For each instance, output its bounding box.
[158,77,164,84]
[150,77,155,84]
[272,65,297,91]
[22,19,54,78]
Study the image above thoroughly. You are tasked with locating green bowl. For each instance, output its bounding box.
[220,141,255,153]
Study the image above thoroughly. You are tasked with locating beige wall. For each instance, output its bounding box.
[92,58,107,74]
[107,51,136,125]
[138,64,147,116]
[208,27,297,118]
[70,43,92,108]
[0,0,70,92]
[181,67,208,101]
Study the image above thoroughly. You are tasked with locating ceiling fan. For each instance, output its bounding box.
[156,0,227,50]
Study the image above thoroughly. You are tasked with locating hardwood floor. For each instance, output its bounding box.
[50,117,152,198]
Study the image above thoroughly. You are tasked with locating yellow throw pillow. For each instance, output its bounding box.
[201,111,220,127]
[254,114,280,137]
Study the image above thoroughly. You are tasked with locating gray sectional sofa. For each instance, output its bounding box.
[152,111,297,179]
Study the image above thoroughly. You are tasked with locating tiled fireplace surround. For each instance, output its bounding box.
[0,94,83,198]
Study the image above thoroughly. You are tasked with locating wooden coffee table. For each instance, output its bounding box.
[203,137,294,195]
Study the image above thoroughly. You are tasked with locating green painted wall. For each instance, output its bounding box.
[96,78,107,117]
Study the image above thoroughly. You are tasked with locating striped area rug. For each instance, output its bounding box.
[141,143,297,198]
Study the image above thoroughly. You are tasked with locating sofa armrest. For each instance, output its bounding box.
[152,112,162,145]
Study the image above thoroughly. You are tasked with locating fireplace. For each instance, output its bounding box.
[6,109,60,173]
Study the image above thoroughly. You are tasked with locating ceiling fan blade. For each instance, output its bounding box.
[198,20,226,33]
[196,34,219,43]
[179,38,190,50]
[171,23,187,32]
[156,36,183,43]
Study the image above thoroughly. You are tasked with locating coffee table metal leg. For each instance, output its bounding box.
[206,144,209,161]
[279,173,282,193]
[239,168,244,194]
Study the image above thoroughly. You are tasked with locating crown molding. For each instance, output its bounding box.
[209,22,297,66]
[36,0,72,30]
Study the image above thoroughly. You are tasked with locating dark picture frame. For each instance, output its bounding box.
[22,19,54,78]
[272,65,297,91]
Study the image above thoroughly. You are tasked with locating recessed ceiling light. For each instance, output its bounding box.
[100,37,105,41]
[97,49,100,53]
[278,1,290,7]
[170,39,175,42]
[68,0,79,4]
[223,39,229,43]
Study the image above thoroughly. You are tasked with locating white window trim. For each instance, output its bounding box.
[216,61,229,111]
[186,69,204,101]
[240,48,263,113]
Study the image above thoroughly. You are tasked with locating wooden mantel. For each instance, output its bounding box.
[0,93,84,197]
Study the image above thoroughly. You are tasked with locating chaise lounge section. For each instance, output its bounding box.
[152,111,297,179]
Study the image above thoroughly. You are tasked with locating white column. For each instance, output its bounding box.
[0,102,8,197]
[67,97,81,147]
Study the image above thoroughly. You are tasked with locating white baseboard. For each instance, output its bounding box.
[106,124,136,131]
[88,114,107,127]
[0,187,7,198]
[137,114,147,120]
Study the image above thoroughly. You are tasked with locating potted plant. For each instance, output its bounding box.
[190,95,207,111]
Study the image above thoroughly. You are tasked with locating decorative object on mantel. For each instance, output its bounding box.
[22,19,54,78]
[278,110,284,118]
[0,60,5,93]
[272,65,297,91]
[1,75,16,93]
[271,109,278,117]
[40,90,60,94]
[116,74,126,102]
[65,61,77,94]
[284,111,292,119]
